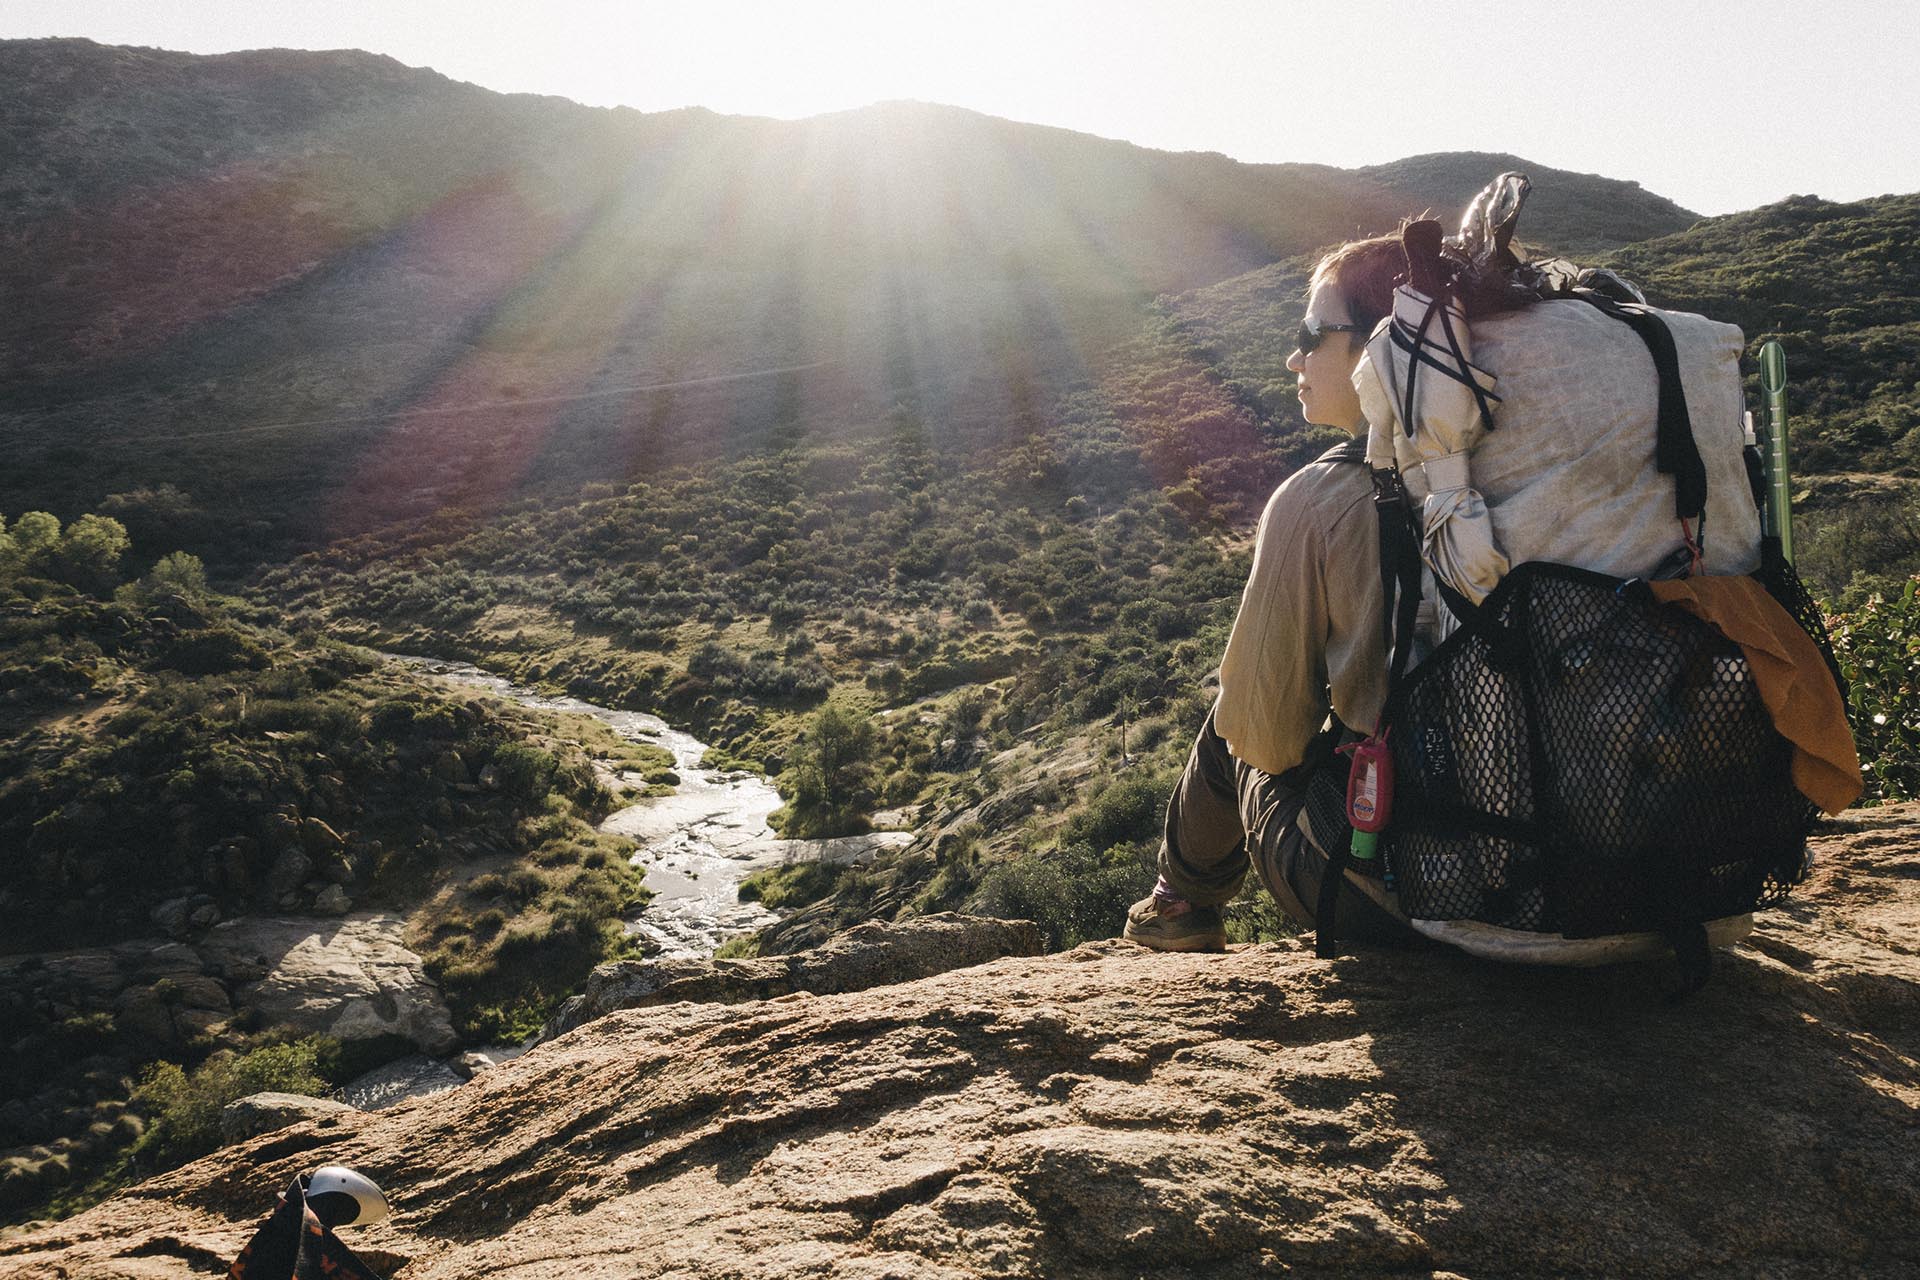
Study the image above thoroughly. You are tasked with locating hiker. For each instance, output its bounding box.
[1126,186,1858,966]
[1123,234,1420,952]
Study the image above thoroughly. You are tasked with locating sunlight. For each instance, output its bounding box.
[610,1,978,122]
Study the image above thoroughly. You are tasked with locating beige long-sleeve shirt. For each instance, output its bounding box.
[1215,439,1389,775]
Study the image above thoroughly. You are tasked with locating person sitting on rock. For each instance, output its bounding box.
[1124,234,1420,952]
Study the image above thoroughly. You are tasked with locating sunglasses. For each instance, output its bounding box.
[1295,318,1368,354]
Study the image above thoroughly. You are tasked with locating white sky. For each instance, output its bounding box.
[5,0,1917,216]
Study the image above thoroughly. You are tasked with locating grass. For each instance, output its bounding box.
[737,862,848,912]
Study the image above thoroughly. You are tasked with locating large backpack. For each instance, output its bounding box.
[1305,179,1856,987]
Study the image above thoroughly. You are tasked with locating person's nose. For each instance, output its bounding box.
[1286,348,1305,373]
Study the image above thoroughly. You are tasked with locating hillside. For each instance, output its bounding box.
[5,803,1916,1278]
[1357,150,1700,256]
[0,38,1699,570]
[1604,196,1920,471]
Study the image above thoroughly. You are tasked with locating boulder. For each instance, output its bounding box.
[537,913,1047,1042]
[300,817,346,857]
[261,847,312,906]
[110,972,230,1046]
[149,896,195,937]
[451,1047,523,1079]
[7,805,1919,1279]
[219,1092,361,1144]
[336,1055,465,1111]
[197,915,458,1054]
[312,885,352,916]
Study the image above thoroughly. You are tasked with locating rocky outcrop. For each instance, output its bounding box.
[4,805,1917,1278]
[334,1057,466,1112]
[196,915,458,1054]
[0,914,454,1060]
[537,913,1047,1042]
[220,1094,361,1145]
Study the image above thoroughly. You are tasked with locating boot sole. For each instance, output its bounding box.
[1122,925,1228,953]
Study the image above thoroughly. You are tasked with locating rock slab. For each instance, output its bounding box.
[537,912,1047,1042]
[1,914,456,1060]
[197,914,458,1054]
[4,806,1918,1279]
[336,1056,466,1112]
[220,1094,362,1145]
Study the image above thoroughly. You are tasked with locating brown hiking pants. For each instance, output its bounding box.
[1156,702,1419,945]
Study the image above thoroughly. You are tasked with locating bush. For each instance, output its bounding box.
[1061,769,1177,854]
[969,841,1154,950]
[774,704,879,837]
[51,514,131,594]
[158,627,271,675]
[130,1039,329,1172]
[143,551,209,599]
[1829,575,1920,801]
[490,742,560,802]
[738,861,845,911]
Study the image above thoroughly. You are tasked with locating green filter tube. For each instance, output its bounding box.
[1760,340,1793,562]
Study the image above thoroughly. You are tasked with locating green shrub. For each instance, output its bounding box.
[712,932,762,959]
[969,841,1154,951]
[490,742,559,802]
[1061,768,1178,854]
[773,704,879,837]
[158,627,271,675]
[738,861,845,911]
[141,551,210,600]
[1829,576,1920,801]
[130,1039,329,1172]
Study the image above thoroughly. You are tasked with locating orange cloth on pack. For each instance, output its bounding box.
[1648,575,1863,814]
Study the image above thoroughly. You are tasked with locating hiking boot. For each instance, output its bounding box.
[1123,894,1227,953]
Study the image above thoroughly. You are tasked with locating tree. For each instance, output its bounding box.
[53,514,131,594]
[10,510,61,566]
[783,704,878,834]
[143,550,209,600]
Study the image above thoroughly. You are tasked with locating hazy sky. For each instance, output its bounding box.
[6,0,1917,216]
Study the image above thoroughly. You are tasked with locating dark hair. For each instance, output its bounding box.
[1307,234,1404,334]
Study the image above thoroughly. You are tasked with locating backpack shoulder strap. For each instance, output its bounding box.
[1316,458,1423,960]
[1576,294,1708,523]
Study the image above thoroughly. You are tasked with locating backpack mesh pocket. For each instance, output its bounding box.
[1383,561,1818,937]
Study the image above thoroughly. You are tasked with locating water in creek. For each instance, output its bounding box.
[392,656,912,957]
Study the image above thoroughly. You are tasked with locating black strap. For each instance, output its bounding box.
[1394,293,1502,441]
[1371,467,1425,692]
[1317,465,1424,960]
[1314,840,1354,960]
[1577,294,1707,523]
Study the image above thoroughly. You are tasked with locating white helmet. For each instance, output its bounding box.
[305,1166,391,1227]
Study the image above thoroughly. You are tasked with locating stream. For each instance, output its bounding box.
[391,656,913,957]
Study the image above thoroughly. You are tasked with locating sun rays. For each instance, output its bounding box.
[17,76,1290,551]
